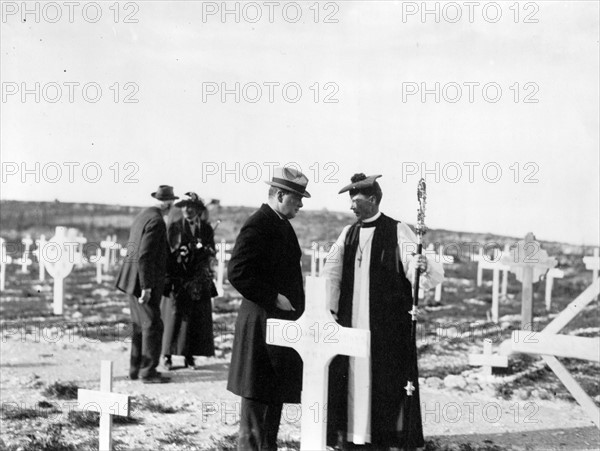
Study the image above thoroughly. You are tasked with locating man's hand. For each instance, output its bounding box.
[411,254,428,273]
[275,293,296,311]
[139,288,152,304]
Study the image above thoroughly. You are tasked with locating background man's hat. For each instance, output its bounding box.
[338,174,382,194]
[151,185,179,200]
[175,192,206,209]
[265,167,311,198]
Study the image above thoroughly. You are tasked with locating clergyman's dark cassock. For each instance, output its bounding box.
[161,216,216,358]
[326,213,425,449]
[115,206,168,379]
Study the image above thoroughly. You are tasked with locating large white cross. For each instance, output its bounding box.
[583,248,599,301]
[500,233,556,327]
[266,276,370,451]
[77,360,130,451]
[43,226,76,315]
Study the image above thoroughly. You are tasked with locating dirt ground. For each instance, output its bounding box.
[1,261,599,450]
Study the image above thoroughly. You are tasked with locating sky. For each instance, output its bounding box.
[1,1,598,245]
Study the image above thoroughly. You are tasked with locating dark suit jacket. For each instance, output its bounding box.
[115,206,168,299]
[226,203,305,403]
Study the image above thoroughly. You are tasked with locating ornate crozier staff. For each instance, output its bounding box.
[405,178,427,397]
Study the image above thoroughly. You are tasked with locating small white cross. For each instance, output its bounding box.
[404,380,415,396]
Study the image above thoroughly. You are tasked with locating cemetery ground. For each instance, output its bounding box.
[0,258,598,451]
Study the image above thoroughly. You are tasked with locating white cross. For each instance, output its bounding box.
[215,240,232,296]
[43,227,76,315]
[583,248,599,298]
[95,248,104,284]
[500,233,557,327]
[468,338,508,376]
[303,242,329,277]
[0,237,12,292]
[34,235,47,281]
[20,235,34,273]
[545,267,565,310]
[266,276,370,451]
[77,360,130,451]
[100,236,118,273]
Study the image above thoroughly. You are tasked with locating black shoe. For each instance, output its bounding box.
[163,356,172,371]
[142,373,171,384]
[184,357,197,369]
[129,372,139,381]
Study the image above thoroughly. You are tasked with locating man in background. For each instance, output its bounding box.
[115,185,177,384]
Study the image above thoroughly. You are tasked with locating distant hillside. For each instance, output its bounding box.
[0,200,590,260]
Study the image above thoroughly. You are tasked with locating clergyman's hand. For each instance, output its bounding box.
[411,254,428,273]
[139,288,152,304]
[275,293,296,311]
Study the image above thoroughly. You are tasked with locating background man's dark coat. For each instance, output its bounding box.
[115,206,168,378]
[227,203,305,404]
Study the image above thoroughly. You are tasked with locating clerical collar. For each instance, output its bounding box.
[360,211,382,228]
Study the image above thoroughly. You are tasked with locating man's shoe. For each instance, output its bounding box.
[184,357,197,369]
[129,372,139,381]
[163,356,172,371]
[142,373,171,384]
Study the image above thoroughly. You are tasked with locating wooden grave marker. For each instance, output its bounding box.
[34,235,47,281]
[266,276,370,451]
[215,240,232,296]
[77,360,130,451]
[545,267,565,310]
[100,236,118,273]
[95,248,104,284]
[504,278,600,428]
[0,237,12,291]
[43,226,76,315]
[20,235,34,273]
[303,242,329,277]
[468,338,508,376]
[583,248,599,301]
[500,233,556,327]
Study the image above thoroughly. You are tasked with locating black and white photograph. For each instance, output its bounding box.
[1,1,599,450]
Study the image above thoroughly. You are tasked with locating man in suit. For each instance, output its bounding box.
[115,185,178,384]
[227,167,310,451]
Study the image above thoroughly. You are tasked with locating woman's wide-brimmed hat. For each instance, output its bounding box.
[175,192,206,209]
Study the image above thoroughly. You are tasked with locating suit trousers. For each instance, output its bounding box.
[238,397,283,451]
[128,290,164,379]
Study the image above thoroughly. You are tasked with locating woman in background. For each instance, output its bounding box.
[161,192,217,369]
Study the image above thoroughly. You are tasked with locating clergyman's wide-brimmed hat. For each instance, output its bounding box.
[265,167,311,198]
[151,185,179,201]
[175,192,206,210]
[338,174,382,194]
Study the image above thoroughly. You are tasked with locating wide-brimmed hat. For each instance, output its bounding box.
[265,167,311,198]
[338,174,382,194]
[175,192,206,209]
[151,185,179,200]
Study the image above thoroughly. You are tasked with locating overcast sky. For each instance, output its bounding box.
[1,1,598,245]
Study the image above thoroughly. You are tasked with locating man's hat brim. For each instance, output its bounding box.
[338,175,382,194]
[151,192,179,200]
[265,181,311,198]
